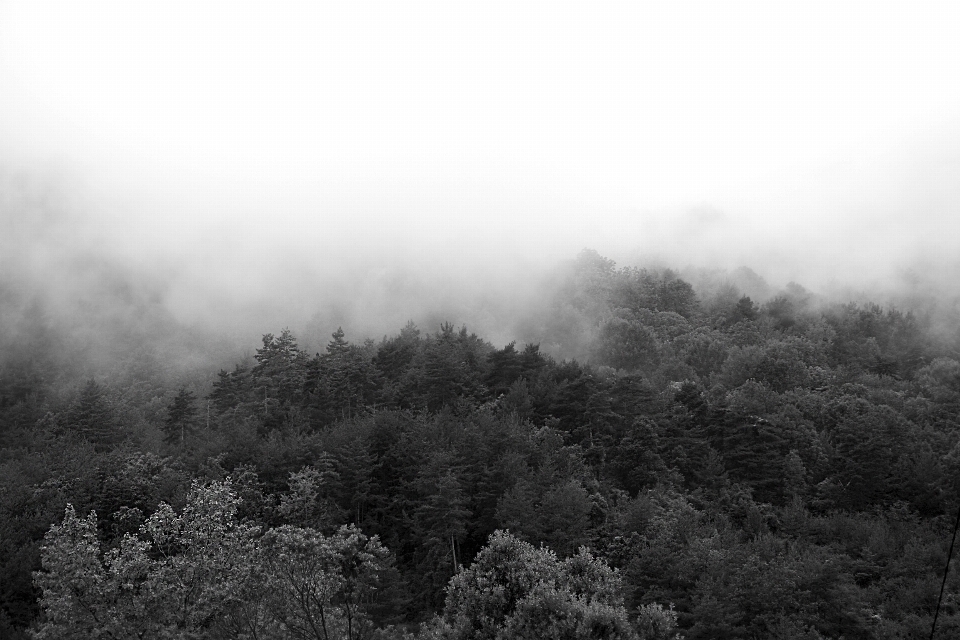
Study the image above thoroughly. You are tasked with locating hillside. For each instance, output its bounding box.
[2,250,960,638]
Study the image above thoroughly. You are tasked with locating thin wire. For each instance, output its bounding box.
[931,501,960,639]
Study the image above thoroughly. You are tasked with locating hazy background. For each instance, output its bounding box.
[2,1,959,352]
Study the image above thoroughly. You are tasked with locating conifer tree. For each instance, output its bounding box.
[66,379,120,449]
[335,435,375,526]
[309,328,380,424]
[208,364,250,415]
[163,387,198,446]
[251,329,307,431]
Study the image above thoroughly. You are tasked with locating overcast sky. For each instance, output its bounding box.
[2,1,959,332]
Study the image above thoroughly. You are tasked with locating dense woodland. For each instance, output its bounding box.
[3,249,960,639]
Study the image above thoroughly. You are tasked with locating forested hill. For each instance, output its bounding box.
[3,250,960,638]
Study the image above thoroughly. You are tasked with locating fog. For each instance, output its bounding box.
[2,2,960,360]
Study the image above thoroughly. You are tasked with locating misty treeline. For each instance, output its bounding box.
[3,250,960,639]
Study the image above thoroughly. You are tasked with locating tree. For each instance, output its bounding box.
[209,364,252,415]
[252,329,308,431]
[706,403,790,504]
[818,397,909,510]
[635,603,682,640]
[335,436,375,526]
[31,506,115,639]
[65,379,120,449]
[607,418,669,496]
[163,387,198,447]
[32,481,262,639]
[730,296,758,324]
[674,329,728,380]
[311,328,380,424]
[434,530,642,640]
[33,481,392,640]
[496,479,593,558]
[414,324,489,411]
[278,461,344,531]
[372,322,422,409]
[783,449,808,501]
[486,343,523,398]
[259,524,391,640]
[593,315,660,372]
[412,456,473,608]
[654,277,698,318]
[494,426,595,557]
[415,465,471,572]
[323,525,392,640]
[715,339,816,393]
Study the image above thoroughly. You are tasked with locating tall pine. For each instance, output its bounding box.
[66,379,120,449]
[164,387,199,447]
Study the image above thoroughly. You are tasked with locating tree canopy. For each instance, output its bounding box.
[3,250,960,639]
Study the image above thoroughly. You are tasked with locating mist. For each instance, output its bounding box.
[3,1,960,369]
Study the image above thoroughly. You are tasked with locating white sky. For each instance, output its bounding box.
[2,1,959,327]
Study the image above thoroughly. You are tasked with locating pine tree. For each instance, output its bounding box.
[208,364,250,415]
[66,379,120,449]
[335,436,375,526]
[414,455,471,573]
[783,449,808,501]
[486,342,522,397]
[164,387,198,446]
[251,329,307,431]
[311,328,381,424]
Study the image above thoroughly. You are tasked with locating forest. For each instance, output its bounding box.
[3,249,960,639]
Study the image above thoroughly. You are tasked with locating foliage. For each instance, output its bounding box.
[64,379,122,449]
[435,530,643,640]
[163,386,199,446]
[5,250,960,638]
[33,480,392,640]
